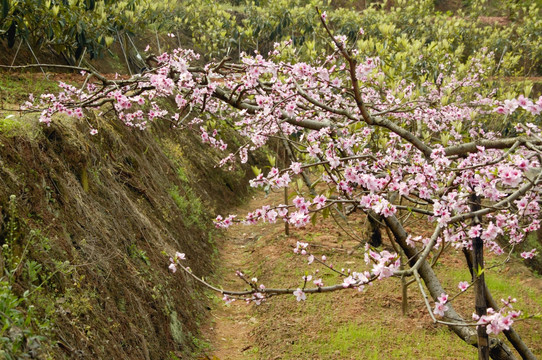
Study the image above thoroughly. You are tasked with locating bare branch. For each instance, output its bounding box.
[444,137,542,157]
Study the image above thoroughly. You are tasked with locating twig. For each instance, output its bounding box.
[10,39,23,68]
[25,39,46,77]
[413,269,474,327]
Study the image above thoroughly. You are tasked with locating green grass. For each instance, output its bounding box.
[287,322,477,360]
[0,73,59,105]
[445,264,542,310]
[176,166,189,183]
[0,73,62,139]
[0,114,39,138]
[485,272,542,309]
[168,185,207,230]
[251,248,477,359]
[246,224,542,359]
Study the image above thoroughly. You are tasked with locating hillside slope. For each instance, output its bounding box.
[0,98,253,359]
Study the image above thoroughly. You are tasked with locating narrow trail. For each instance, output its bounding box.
[202,191,284,360]
[202,234,256,359]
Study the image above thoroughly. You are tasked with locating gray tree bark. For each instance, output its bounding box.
[384,215,516,360]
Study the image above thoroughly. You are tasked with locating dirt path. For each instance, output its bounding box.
[202,233,258,359]
[201,192,285,360]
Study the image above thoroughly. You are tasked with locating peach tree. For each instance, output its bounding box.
[18,12,542,360]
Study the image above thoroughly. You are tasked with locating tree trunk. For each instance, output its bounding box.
[383,215,516,360]
[464,249,537,360]
[471,193,490,360]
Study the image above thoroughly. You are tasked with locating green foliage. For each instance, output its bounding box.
[2,0,540,80]
[1,0,539,81]
[189,333,212,356]
[0,282,47,359]
[2,195,18,267]
[176,166,189,183]
[0,115,24,137]
[0,72,60,112]
[172,0,541,80]
[0,196,50,358]
[0,196,79,358]
[168,185,207,230]
[0,0,173,61]
[128,243,150,265]
[173,0,326,60]
[485,272,542,309]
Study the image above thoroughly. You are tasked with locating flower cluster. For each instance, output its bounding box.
[433,293,449,317]
[168,252,186,273]
[473,297,521,335]
[458,281,469,292]
[521,248,538,259]
[249,167,292,190]
[342,271,371,291]
[495,95,542,115]
[214,215,236,229]
[365,250,400,279]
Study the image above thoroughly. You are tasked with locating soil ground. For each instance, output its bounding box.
[202,189,542,359]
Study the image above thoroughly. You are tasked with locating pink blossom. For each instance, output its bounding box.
[251,292,265,305]
[267,167,279,178]
[342,276,357,288]
[223,295,234,304]
[313,278,324,287]
[478,311,515,335]
[277,206,288,218]
[266,209,278,223]
[293,288,306,301]
[481,222,501,241]
[495,106,507,114]
[503,99,518,113]
[289,211,310,227]
[215,215,236,228]
[458,281,469,291]
[498,165,522,187]
[293,196,309,211]
[433,302,448,317]
[521,249,537,259]
[509,310,522,319]
[381,205,397,218]
[313,195,327,209]
[517,95,533,109]
[290,162,303,174]
[372,259,399,279]
[469,225,482,238]
[307,144,322,158]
